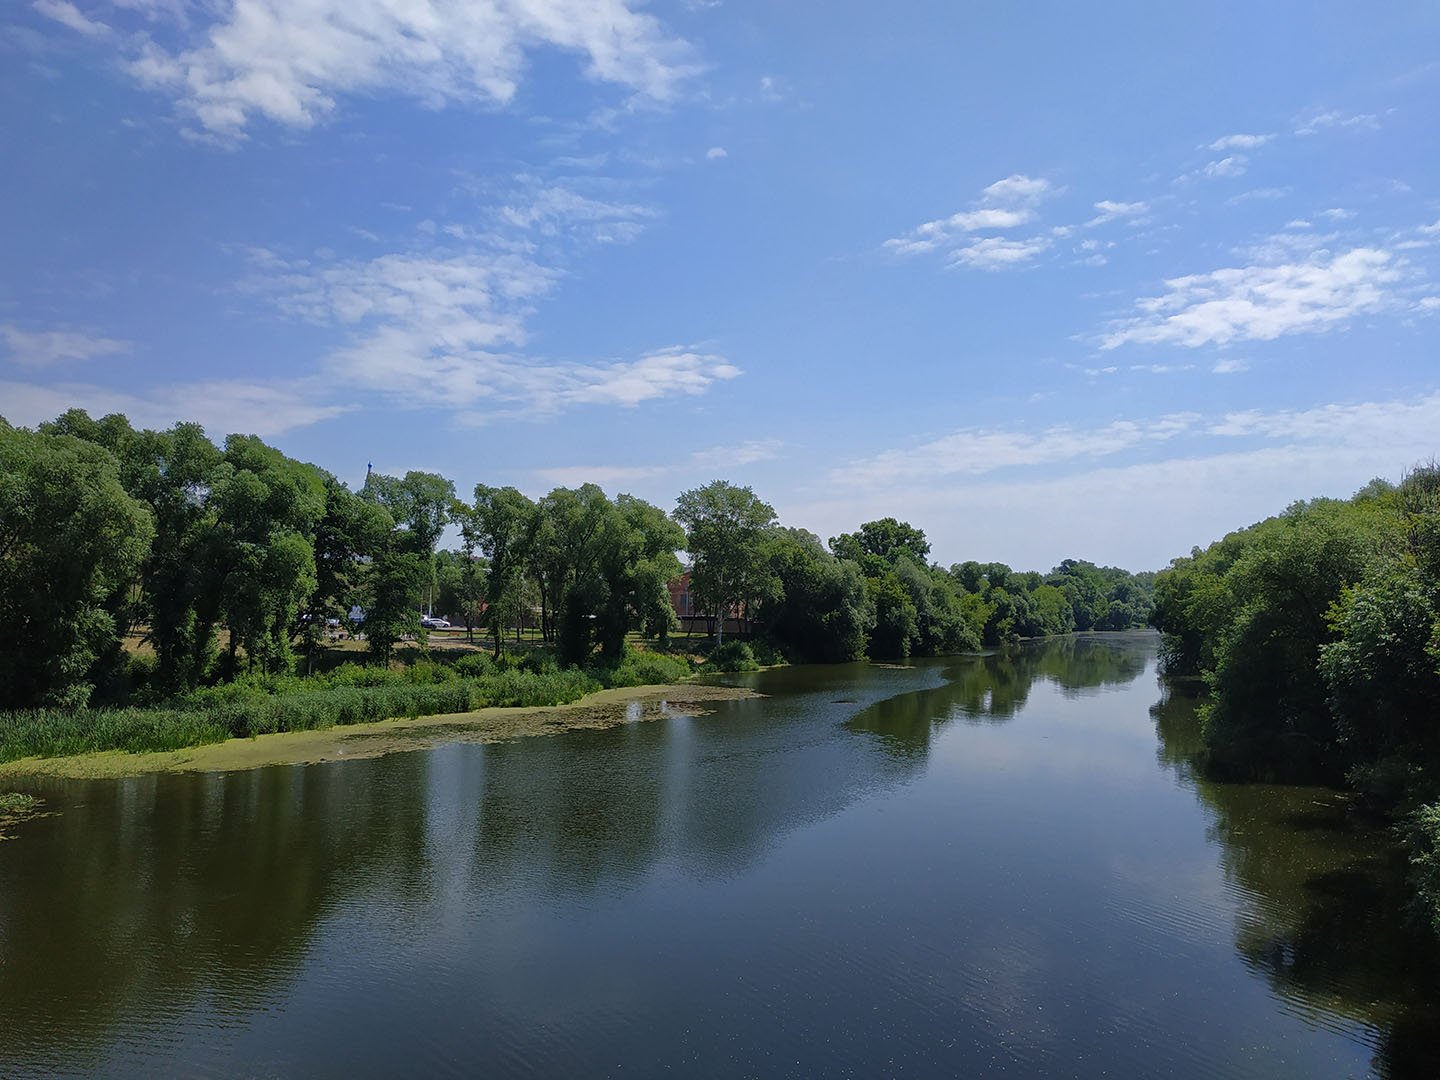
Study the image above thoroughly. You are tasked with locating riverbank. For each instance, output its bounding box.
[0,682,761,779]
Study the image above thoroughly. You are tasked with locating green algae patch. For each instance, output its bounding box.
[0,684,762,780]
[0,792,45,840]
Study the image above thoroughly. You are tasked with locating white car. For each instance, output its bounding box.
[420,616,451,629]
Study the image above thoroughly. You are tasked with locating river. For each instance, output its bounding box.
[3,632,1438,1077]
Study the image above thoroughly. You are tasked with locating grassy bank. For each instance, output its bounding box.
[0,649,695,765]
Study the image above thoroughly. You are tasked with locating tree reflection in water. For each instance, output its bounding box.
[1153,680,1440,1079]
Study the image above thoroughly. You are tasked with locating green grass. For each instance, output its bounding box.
[0,642,709,764]
[0,668,605,764]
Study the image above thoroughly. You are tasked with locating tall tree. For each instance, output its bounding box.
[0,422,153,707]
[673,481,778,644]
[461,485,536,659]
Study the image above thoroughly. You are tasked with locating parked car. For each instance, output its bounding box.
[420,616,451,630]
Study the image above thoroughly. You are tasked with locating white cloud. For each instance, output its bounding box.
[885,174,1054,262]
[1207,133,1274,151]
[981,175,1052,204]
[705,146,727,160]
[1087,200,1148,226]
[1101,247,1405,349]
[0,378,347,437]
[1211,358,1249,374]
[689,438,782,469]
[1319,207,1356,220]
[1201,155,1247,178]
[832,414,1200,487]
[948,235,1050,270]
[1420,219,1440,237]
[115,0,698,138]
[1227,186,1291,204]
[33,0,108,36]
[1,324,130,366]
[1295,110,1380,136]
[497,182,654,242]
[261,247,737,418]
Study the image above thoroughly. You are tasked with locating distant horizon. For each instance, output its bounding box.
[4,2,1437,573]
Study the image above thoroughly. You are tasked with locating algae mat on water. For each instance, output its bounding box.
[0,684,762,780]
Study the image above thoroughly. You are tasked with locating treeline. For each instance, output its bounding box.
[1151,466,1440,930]
[0,409,1153,714]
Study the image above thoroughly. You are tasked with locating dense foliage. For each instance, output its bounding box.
[1151,468,1440,930]
[1,408,1154,754]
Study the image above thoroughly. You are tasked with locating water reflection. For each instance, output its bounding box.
[1152,681,1440,1079]
[0,664,936,1076]
[3,637,1439,1077]
[847,631,1153,754]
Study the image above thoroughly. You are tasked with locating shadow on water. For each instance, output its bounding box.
[0,662,940,1076]
[846,631,1154,755]
[1152,680,1440,1079]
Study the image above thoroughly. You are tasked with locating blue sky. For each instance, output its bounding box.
[3,1,1438,571]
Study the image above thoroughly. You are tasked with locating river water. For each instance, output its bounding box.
[3,632,1438,1078]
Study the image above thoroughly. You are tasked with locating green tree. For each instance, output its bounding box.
[0,422,153,707]
[756,529,875,662]
[210,435,326,676]
[673,481,778,644]
[461,485,536,659]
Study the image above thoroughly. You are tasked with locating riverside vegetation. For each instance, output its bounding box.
[1151,465,1440,935]
[1,408,1152,762]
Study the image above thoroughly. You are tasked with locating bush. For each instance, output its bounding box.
[596,649,692,688]
[1406,802,1440,935]
[704,641,760,672]
[452,652,495,678]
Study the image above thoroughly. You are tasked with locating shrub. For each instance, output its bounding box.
[704,641,760,672]
[597,650,692,688]
[452,652,495,679]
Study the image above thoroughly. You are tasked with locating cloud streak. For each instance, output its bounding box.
[1,324,131,366]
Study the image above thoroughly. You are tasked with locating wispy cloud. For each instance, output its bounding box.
[1227,186,1291,205]
[1207,133,1274,151]
[1101,247,1406,349]
[795,394,1440,571]
[949,235,1050,271]
[1294,109,1381,136]
[498,181,655,242]
[107,0,699,139]
[830,392,1440,495]
[1200,155,1247,179]
[885,174,1054,262]
[533,438,781,489]
[832,414,1200,487]
[1,324,130,366]
[1211,358,1249,374]
[705,146,727,160]
[32,0,108,37]
[0,377,348,437]
[1087,200,1148,226]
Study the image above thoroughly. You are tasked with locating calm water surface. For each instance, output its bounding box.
[4,632,1439,1078]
